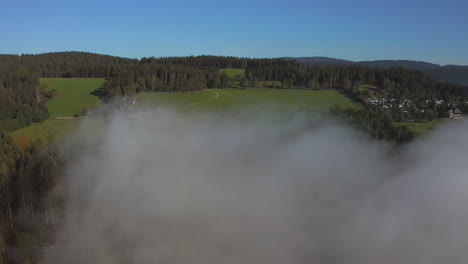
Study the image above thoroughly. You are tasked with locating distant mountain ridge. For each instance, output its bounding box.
[287,57,468,86]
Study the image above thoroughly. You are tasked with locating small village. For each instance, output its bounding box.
[366,97,464,119]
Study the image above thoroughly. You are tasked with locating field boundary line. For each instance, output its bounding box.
[188,89,220,106]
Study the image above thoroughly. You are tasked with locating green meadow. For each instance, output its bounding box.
[204,88,359,111]
[12,119,77,142]
[139,88,361,112]
[394,119,445,135]
[136,90,217,106]
[220,68,245,78]
[12,78,105,141]
[43,78,106,117]
[359,84,378,93]
[13,79,364,141]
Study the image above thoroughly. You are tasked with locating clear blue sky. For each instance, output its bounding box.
[1,0,467,65]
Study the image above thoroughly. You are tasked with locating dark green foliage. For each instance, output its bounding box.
[102,64,208,97]
[142,56,468,105]
[0,133,63,263]
[2,52,467,105]
[291,57,468,86]
[16,232,40,263]
[330,105,415,144]
[0,52,137,78]
[0,68,50,132]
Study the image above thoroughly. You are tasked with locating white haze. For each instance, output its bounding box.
[44,108,468,264]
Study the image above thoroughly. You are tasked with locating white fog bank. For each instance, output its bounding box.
[45,109,468,264]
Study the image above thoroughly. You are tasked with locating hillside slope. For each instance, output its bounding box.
[290,57,468,85]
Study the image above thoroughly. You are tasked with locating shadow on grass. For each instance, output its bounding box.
[90,86,106,98]
[90,85,113,103]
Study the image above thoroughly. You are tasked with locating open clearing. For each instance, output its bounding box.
[43,78,105,117]
[13,80,367,141]
[12,119,77,141]
[138,88,360,113]
[12,78,105,141]
[18,77,441,139]
[201,88,360,111]
[135,89,218,106]
[220,68,245,78]
[394,119,445,135]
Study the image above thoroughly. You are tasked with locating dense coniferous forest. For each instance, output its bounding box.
[0,68,49,132]
[1,52,466,103]
[290,57,468,86]
[0,52,137,78]
[0,133,63,263]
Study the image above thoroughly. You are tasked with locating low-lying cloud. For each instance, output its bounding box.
[45,109,468,264]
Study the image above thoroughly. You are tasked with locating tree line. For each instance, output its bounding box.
[0,67,49,132]
[1,52,467,103]
[330,104,415,144]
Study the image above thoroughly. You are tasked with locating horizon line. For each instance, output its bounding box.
[1,51,466,67]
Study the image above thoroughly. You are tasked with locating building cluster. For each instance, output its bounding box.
[447,108,463,119]
[366,97,463,119]
[367,98,447,109]
[367,98,416,109]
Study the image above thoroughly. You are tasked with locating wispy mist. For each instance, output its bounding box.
[45,109,468,264]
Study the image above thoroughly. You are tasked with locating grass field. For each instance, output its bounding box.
[359,84,378,93]
[11,76,448,142]
[219,69,282,88]
[13,80,361,141]
[202,88,360,111]
[395,119,445,134]
[138,88,361,113]
[12,119,77,142]
[220,68,245,78]
[43,78,106,117]
[136,90,217,106]
[12,78,105,142]
[70,85,450,136]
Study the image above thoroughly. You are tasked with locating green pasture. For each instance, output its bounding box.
[14,78,362,141]
[139,88,360,113]
[12,119,77,142]
[203,88,360,111]
[394,119,445,134]
[220,68,245,78]
[135,90,217,106]
[42,78,105,117]
[12,78,105,141]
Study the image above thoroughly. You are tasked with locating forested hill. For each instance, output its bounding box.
[0,52,138,77]
[360,60,468,86]
[288,57,468,86]
[1,51,467,92]
[1,52,468,102]
[283,57,356,65]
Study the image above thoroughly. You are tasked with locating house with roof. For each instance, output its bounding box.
[447,108,463,119]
